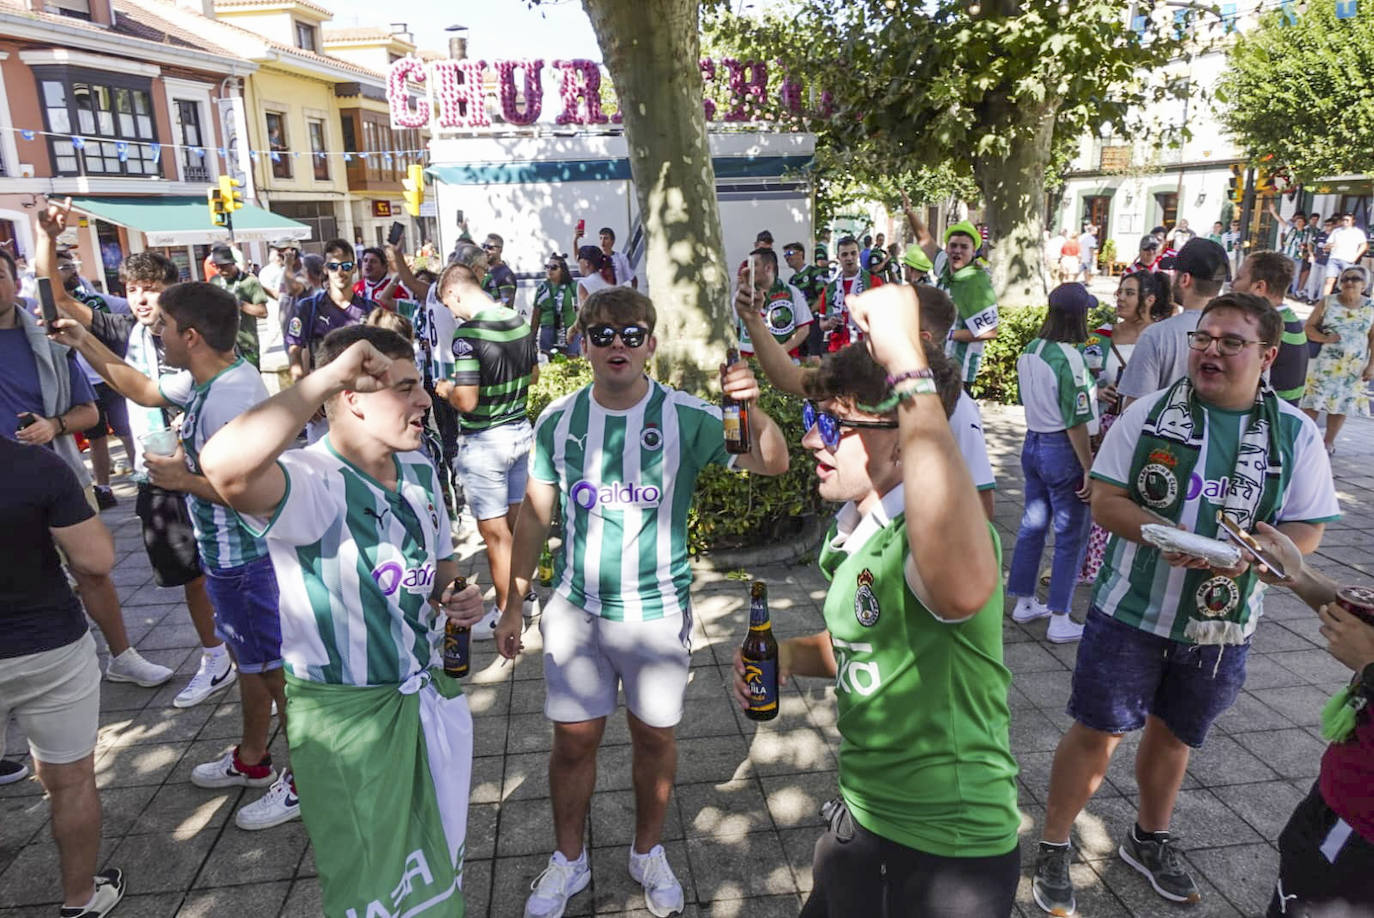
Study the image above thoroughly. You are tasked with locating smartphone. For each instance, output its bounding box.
[1216,512,1287,580]
[16,412,36,432]
[387,221,404,246]
[455,209,464,226]
[576,218,586,237]
[37,277,59,328]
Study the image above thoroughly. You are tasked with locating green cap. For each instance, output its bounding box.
[814,244,829,260]
[900,244,932,273]
[944,219,980,247]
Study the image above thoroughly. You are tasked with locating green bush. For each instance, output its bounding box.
[526,357,827,556]
[968,303,1116,404]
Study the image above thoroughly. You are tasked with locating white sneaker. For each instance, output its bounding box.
[173,650,236,708]
[1047,613,1085,644]
[525,849,591,918]
[58,867,125,917]
[235,770,301,830]
[628,844,685,917]
[1011,596,1051,623]
[523,591,541,620]
[105,648,174,687]
[191,747,277,789]
[470,606,501,641]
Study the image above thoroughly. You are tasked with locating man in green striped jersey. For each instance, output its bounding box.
[199,324,486,918]
[496,287,788,918]
[1031,294,1339,915]
[433,244,540,636]
[52,283,299,831]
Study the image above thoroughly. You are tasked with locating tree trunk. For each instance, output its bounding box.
[582,0,729,392]
[974,98,1059,308]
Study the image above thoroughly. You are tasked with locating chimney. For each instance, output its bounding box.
[448,35,466,60]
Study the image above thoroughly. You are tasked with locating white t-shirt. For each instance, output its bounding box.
[578,273,613,299]
[950,391,995,492]
[609,251,635,287]
[1327,225,1368,263]
[1045,235,1065,265]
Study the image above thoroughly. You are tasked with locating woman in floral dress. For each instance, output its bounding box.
[1301,265,1374,453]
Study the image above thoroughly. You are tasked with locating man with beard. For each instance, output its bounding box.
[208,245,269,369]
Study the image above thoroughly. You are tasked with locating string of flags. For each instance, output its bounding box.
[8,125,429,165]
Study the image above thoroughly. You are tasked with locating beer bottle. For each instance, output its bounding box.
[722,347,751,454]
[740,580,779,721]
[442,576,471,678]
[537,543,554,587]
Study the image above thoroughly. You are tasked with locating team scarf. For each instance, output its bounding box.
[1127,376,1285,644]
[824,271,876,350]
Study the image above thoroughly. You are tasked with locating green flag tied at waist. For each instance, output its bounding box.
[285,669,472,918]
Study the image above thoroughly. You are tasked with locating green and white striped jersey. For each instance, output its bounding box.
[1090,391,1340,641]
[450,305,537,433]
[245,439,455,685]
[531,380,734,622]
[159,359,268,570]
[1016,338,1099,435]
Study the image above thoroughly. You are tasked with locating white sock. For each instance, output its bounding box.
[205,643,229,659]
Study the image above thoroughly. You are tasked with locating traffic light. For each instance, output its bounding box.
[218,175,244,212]
[402,164,424,217]
[206,188,227,227]
[1227,165,1245,205]
[1255,168,1276,194]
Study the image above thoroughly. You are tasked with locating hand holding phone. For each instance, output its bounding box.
[387,222,405,246]
[37,277,59,330]
[575,218,586,238]
[1217,511,1287,580]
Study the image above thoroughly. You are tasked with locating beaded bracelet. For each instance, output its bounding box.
[885,368,935,387]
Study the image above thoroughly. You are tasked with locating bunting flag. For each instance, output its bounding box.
[1336,0,1357,17]
[20,130,34,141]
[194,147,206,159]
[149,142,161,162]
[70,136,85,150]
[115,141,129,162]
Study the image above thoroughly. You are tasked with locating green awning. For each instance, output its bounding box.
[68,196,311,247]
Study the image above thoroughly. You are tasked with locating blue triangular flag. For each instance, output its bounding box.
[216,147,226,157]
[1337,0,1357,18]
[343,152,352,162]
[70,136,85,150]
[20,130,35,141]
[115,141,128,162]
[195,147,206,159]
[249,150,258,161]
[148,142,161,162]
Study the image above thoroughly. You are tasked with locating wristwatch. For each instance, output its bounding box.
[1359,661,1374,701]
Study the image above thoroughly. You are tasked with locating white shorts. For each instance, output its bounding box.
[540,592,692,728]
[0,632,101,765]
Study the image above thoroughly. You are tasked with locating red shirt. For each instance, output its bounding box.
[353,275,412,307]
[1321,704,1374,843]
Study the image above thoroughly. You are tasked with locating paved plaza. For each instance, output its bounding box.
[3,399,1372,917]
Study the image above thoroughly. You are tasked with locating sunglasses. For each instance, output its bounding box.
[325,261,355,272]
[481,243,500,251]
[802,400,898,452]
[1341,276,1364,284]
[586,323,648,348]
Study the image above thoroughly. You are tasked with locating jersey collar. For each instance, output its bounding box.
[830,483,906,557]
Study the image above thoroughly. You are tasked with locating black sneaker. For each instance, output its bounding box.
[0,759,29,785]
[1031,842,1077,916]
[58,867,125,917]
[94,486,117,510]
[1119,828,1200,904]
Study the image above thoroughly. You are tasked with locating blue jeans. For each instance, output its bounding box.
[1006,430,1090,612]
[1287,254,1306,298]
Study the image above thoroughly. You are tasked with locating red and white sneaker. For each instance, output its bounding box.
[190,746,276,789]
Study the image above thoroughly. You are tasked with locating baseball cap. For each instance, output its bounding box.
[1158,237,1230,282]
[269,237,297,250]
[1048,283,1097,316]
[814,244,829,261]
[1139,235,1161,251]
[900,244,933,273]
[209,245,236,265]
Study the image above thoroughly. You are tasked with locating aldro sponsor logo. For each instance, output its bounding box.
[569,479,662,511]
[371,560,437,597]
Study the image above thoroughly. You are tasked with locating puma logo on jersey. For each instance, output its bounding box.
[362,506,390,526]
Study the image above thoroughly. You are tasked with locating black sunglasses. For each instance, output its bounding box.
[325,261,355,272]
[586,323,648,349]
[481,243,499,251]
[802,400,897,451]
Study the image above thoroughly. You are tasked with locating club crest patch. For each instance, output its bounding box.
[1195,576,1241,618]
[427,501,439,529]
[1076,391,1090,414]
[288,316,302,337]
[453,337,474,358]
[1136,463,1178,509]
[854,568,880,627]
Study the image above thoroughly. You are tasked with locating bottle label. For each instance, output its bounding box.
[442,627,469,671]
[744,657,778,713]
[749,597,770,629]
[723,405,742,439]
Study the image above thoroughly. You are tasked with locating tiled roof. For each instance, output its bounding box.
[214,0,331,17]
[0,0,241,64]
[322,26,394,42]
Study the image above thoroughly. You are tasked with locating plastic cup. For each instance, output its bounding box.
[139,428,179,457]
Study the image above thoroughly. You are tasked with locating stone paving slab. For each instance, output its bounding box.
[4,406,1374,916]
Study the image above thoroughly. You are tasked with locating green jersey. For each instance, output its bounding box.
[531,380,733,622]
[159,359,268,570]
[818,486,1019,858]
[210,272,269,368]
[449,305,537,433]
[534,281,578,331]
[938,264,999,383]
[1016,338,1099,434]
[789,265,826,308]
[245,438,456,685]
[1091,391,1339,641]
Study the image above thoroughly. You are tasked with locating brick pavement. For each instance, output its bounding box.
[3,404,1372,917]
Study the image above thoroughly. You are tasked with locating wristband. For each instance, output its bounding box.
[885,368,934,387]
[859,377,939,413]
[56,416,67,434]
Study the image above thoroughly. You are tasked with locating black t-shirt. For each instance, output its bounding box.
[0,437,94,658]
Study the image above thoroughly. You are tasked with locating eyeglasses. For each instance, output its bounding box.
[802,400,898,452]
[1341,276,1365,284]
[1186,331,1268,356]
[325,261,355,273]
[586,323,648,348]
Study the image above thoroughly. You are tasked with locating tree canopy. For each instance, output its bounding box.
[1221,2,1374,183]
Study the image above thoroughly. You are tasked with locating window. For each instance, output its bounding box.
[1220,3,1238,33]
[295,21,317,52]
[38,69,160,177]
[50,0,91,20]
[308,119,328,181]
[175,100,210,182]
[265,112,291,179]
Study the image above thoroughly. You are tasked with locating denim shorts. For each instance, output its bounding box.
[455,420,533,521]
[1067,607,1249,748]
[202,555,283,673]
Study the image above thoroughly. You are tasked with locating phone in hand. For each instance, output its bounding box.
[455,209,464,227]
[576,218,586,237]
[1216,512,1287,580]
[16,412,37,433]
[387,221,405,246]
[37,277,59,329]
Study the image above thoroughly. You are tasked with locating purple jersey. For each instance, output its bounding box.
[284,291,375,351]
